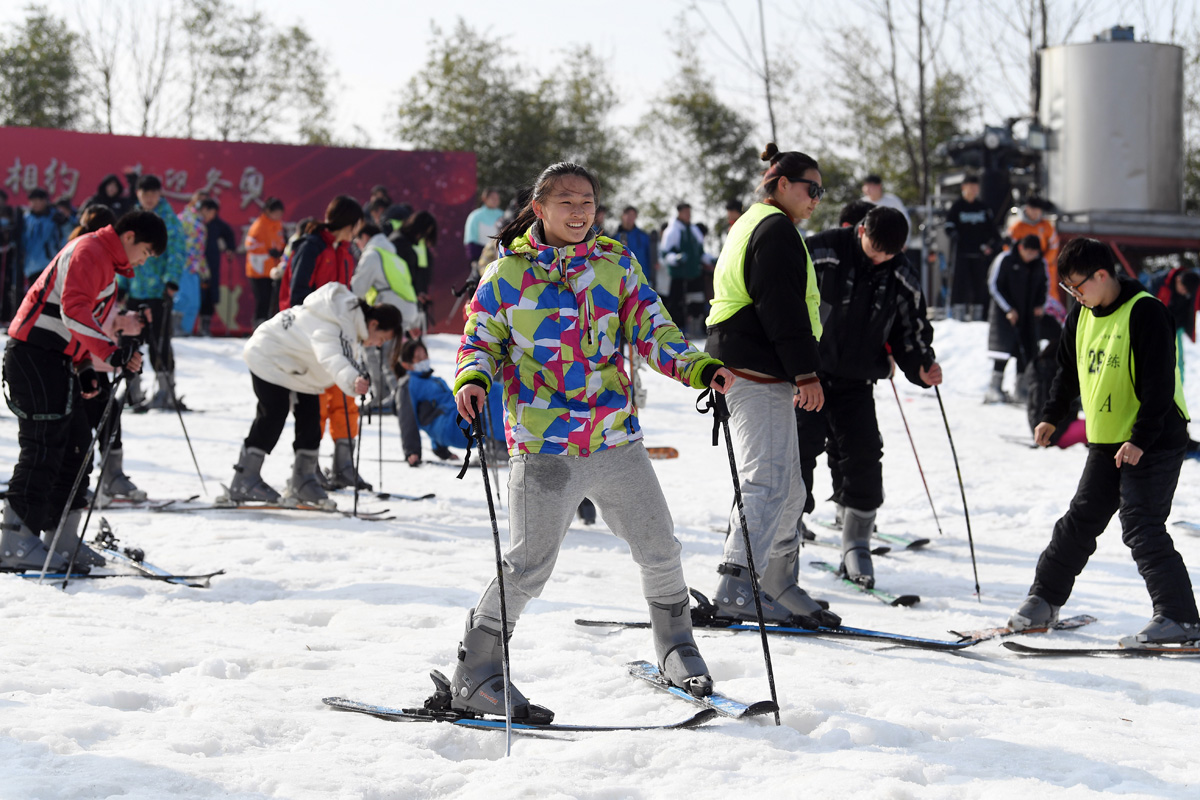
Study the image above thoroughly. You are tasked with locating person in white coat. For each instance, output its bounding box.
[350,224,418,409]
[228,282,401,507]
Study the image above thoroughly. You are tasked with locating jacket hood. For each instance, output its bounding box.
[366,233,395,253]
[97,225,135,278]
[95,174,123,196]
[499,222,601,282]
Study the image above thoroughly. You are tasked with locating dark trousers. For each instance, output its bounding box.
[244,374,320,453]
[950,254,989,307]
[132,297,174,374]
[84,372,122,451]
[665,276,704,327]
[797,379,884,514]
[2,341,91,533]
[250,277,274,323]
[200,258,221,317]
[1030,444,1198,621]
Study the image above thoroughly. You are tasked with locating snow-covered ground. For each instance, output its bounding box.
[2,321,1199,800]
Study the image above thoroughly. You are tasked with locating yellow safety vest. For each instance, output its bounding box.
[364,247,417,306]
[706,202,822,340]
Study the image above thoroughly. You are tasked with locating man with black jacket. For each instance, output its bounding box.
[799,206,942,588]
[1010,238,1198,645]
[945,175,999,321]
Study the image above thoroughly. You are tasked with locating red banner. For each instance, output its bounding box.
[0,126,476,333]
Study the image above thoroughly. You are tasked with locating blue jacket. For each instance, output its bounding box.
[21,209,61,278]
[612,224,653,274]
[407,369,503,450]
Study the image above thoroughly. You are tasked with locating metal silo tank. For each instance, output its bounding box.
[1039,38,1184,214]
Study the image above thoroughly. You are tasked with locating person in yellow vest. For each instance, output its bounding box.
[351,223,418,410]
[1010,237,1199,646]
[704,143,839,630]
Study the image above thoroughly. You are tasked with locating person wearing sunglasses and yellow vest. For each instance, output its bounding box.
[704,143,840,630]
[1010,237,1198,647]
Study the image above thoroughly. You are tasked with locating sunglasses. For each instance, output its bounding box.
[791,177,826,201]
[1059,272,1095,298]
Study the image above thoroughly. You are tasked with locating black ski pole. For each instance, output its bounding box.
[354,396,367,518]
[339,391,363,518]
[39,370,127,584]
[465,400,513,754]
[889,377,943,536]
[145,312,207,495]
[59,375,133,589]
[377,346,384,491]
[701,387,781,726]
[934,386,981,600]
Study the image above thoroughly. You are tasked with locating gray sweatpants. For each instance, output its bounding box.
[721,379,807,571]
[472,441,686,630]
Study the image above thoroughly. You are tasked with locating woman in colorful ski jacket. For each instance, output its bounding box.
[448,162,734,725]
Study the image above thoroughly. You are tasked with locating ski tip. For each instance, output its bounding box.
[905,539,932,549]
[743,700,780,717]
[890,594,921,607]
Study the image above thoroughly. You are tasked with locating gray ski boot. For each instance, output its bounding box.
[283,449,335,509]
[983,372,1007,404]
[762,545,842,628]
[147,372,187,411]
[950,303,968,322]
[449,611,554,723]
[228,446,281,503]
[840,507,876,589]
[1007,595,1060,631]
[1118,616,1200,647]
[648,592,713,697]
[126,372,147,409]
[97,448,148,506]
[0,504,68,572]
[713,562,797,625]
[1012,371,1031,405]
[44,509,106,569]
[325,439,372,491]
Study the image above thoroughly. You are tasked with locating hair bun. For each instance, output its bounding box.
[760,142,780,162]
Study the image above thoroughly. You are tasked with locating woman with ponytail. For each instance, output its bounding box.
[704,143,842,630]
[449,162,736,723]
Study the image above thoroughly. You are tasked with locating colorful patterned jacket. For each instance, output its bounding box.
[120,197,185,300]
[454,225,721,456]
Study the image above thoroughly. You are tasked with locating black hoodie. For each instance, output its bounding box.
[81,174,135,218]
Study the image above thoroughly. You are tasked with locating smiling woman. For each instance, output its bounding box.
[448,160,736,724]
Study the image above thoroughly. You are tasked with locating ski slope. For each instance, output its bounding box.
[2,321,1199,799]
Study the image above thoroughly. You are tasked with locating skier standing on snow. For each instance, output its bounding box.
[703,143,839,629]
[227,282,400,509]
[452,162,735,723]
[798,206,942,589]
[983,234,1048,404]
[1,211,165,571]
[1010,238,1199,645]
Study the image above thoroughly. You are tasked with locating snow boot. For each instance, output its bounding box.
[647,592,713,697]
[326,439,372,491]
[762,545,842,628]
[1008,595,1060,631]
[840,507,876,589]
[1011,371,1031,405]
[97,449,148,506]
[283,449,335,509]
[228,446,281,503]
[0,504,69,572]
[199,315,212,337]
[577,498,597,526]
[126,372,148,411]
[148,372,188,411]
[43,509,106,570]
[970,304,987,322]
[950,303,968,321]
[449,611,554,723]
[1118,616,1200,647]
[713,562,800,626]
[983,372,1008,404]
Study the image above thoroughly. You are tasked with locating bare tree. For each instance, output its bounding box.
[129,1,178,137]
[688,0,780,142]
[73,0,123,133]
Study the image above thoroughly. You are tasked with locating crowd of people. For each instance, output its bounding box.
[2,149,1198,725]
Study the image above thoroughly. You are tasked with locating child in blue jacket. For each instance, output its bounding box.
[396,339,503,462]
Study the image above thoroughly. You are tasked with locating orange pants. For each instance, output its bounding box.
[319,385,359,439]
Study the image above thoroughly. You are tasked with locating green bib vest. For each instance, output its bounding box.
[414,240,429,269]
[705,203,822,340]
[364,247,417,306]
[1075,291,1189,443]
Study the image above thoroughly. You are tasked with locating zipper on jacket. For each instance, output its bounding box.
[585,291,593,345]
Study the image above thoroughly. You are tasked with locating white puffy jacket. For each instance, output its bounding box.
[243,282,366,395]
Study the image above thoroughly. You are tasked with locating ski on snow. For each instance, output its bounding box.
[809,518,930,550]
[150,499,395,521]
[1002,641,1200,657]
[625,660,777,718]
[948,614,1098,643]
[808,560,921,606]
[323,669,719,734]
[95,495,201,510]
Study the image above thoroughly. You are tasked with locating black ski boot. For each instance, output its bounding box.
[648,591,712,696]
[448,610,553,724]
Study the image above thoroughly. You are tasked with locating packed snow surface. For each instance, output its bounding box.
[2,321,1199,800]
